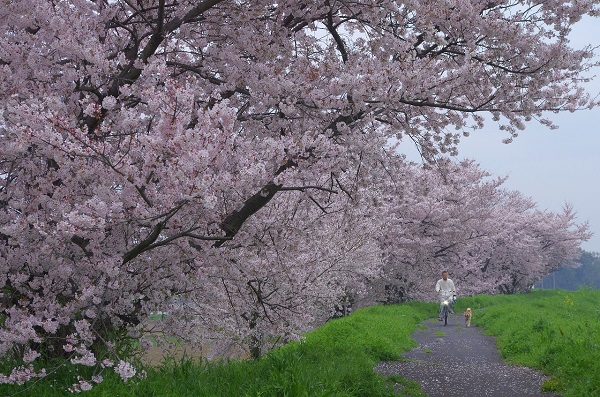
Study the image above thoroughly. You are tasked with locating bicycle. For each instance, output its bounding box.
[439,294,456,326]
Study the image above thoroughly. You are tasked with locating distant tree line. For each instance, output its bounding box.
[535,250,600,290]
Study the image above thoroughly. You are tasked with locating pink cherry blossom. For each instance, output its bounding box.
[22,350,40,363]
[115,360,136,382]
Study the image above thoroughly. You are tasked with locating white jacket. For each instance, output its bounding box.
[435,278,456,297]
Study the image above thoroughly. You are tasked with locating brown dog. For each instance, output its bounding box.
[464,308,472,327]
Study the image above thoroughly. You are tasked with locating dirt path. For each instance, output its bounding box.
[375,314,560,397]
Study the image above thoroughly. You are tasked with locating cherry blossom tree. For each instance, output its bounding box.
[0,0,598,389]
[173,181,384,359]
[376,159,591,303]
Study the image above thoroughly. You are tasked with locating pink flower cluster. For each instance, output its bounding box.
[0,365,46,386]
[115,360,137,382]
[68,375,103,393]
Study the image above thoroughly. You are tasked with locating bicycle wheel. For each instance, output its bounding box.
[443,305,448,326]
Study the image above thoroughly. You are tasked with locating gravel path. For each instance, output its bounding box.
[374,315,560,397]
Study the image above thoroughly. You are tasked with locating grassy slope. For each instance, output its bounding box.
[3,290,600,396]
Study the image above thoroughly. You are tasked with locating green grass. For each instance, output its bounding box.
[4,290,600,396]
[460,288,600,397]
[0,302,436,397]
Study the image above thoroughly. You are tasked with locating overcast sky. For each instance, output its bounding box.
[402,15,600,253]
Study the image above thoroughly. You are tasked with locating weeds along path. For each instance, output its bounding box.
[375,316,559,397]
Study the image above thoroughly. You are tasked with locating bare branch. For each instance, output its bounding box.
[280,185,338,194]
[307,194,328,213]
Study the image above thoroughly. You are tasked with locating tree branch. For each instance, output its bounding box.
[123,222,165,264]
[325,10,348,63]
[326,111,366,136]
[122,204,183,264]
[279,185,337,194]
[109,0,225,98]
[307,194,328,213]
[214,182,282,247]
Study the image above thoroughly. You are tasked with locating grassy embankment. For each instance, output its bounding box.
[0,302,435,397]
[2,289,600,396]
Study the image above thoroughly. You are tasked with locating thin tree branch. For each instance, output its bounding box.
[279,186,338,194]
[122,204,184,264]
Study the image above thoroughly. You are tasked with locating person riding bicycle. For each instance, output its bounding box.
[435,270,456,321]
